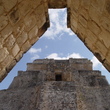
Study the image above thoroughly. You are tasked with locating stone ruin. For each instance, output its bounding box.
[0,0,110,82]
[0,58,110,110]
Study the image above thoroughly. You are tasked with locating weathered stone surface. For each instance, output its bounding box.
[3,34,15,50]
[1,55,13,69]
[17,31,28,47]
[2,0,17,12]
[0,15,8,31]
[21,41,31,52]
[0,0,49,81]
[0,5,5,16]
[9,8,20,24]
[12,44,20,57]
[1,24,13,39]
[0,59,110,110]
[0,48,9,62]
[68,0,110,73]
[0,0,110,82]
[99,29,110,48]
[48,0,67,8]
[29,26,38,39]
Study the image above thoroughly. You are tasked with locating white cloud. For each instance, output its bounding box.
[47,53,61,59]
[67,53,82,59]
[46,52,83,59]
[28,48,42,60]
[30,55,40,60]
[28,48,41,54]
[43,9,74,40]
[91,56,101,68]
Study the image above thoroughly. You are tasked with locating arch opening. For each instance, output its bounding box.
[55,74,62,81]
[0,8,110,90]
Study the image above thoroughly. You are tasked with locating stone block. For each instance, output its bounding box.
[80,0,91,10]
[0,5,5,16]
[78,15,87,28]
[17,31,28,47]
[2,0,17,12]
[15,51,23,62]
[0,34,4,45]
[0,69,7,82]
[93,52,103,64]
[29,26,38,40]
[18,0,33,17]
[29,34,39,45]
[98,29,110,48]
[40,15,47,29]
[70,14,78,33]
[0,48,9,62]
[79,8,89,20]
[34,3,48,29]
[34,4,45,18]
[100,16,110,32]
[6,59,16,73]
[105,0,110,16]
[88,20,101,35]
[71,7,79,18]
[12,44,20,57]
[71,25,77,34]
[63,73,71,81]
[24,12,36,32]
[27,63,47,71]
[48,0,67,8]
[96,76,109,87]
[91,0,105,12]
[3,34,15,50]
[71,0,80,10]
[89,5,101,24]
[95,40,107,58]
[103,60,110,72]
[67,0,71,8]
[0,44,2,49]
[106,51,110,65]
[37,22,49,37]
[21,41,31,52]
[0,15,8,31]
[18,0,23,3]
[1,24,13,40]
[77,23,86,41]
[1,55,13,69]
[8,8,21,24]
[31,0,43,9]
[13,21,25,38]
[85,30,97,46]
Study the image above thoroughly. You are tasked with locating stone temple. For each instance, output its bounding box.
[1,0,110,82]
[0,58,110,110]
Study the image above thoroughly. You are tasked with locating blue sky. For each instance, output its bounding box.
[0,9,110,90]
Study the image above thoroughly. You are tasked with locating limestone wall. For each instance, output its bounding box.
[0,0,110,82]
[67,0,110,72]
[0,0,49,81]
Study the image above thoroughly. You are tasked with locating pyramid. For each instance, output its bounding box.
[0,59,110,110]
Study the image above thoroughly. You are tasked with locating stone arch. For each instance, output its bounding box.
[0,0,110,82]
[0,0,49,81]
[67,0,110,73]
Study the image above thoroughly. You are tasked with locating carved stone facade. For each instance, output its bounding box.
[0,59,110,110]
[0,0,110,82]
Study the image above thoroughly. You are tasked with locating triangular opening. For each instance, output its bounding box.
[0,9,110,90]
